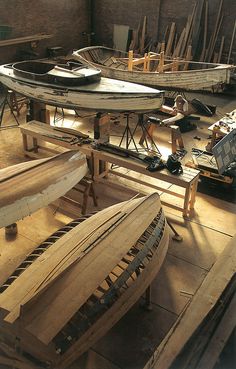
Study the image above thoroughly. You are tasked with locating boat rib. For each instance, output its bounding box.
[0,193,169,369]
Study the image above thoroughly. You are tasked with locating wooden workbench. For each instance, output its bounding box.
[20,120,200,217]
[92,149,200,217]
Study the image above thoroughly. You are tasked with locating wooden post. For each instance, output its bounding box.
[128,50,133,71]
[143,53,148,71]
[157,51,165,72]
[147,52,151,71]
[184,45,192,70]
[218,36,225,63]
[227,19,236,64]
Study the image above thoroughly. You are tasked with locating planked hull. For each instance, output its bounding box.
[0,64,164,112]
[74,46,235,93]
[0,151,88,228]
[0,193,169,368]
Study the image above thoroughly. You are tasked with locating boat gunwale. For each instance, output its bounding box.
[0,64,164,96]
[74,46,235,75]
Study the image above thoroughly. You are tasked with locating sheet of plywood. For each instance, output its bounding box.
[113,24,130,51]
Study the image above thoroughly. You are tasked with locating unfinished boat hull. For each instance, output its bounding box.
[0,150,88,228]
[0,64,164,112]
[0,193,169,368]
[73,46,235,93]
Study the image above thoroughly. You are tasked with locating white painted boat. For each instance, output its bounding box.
[0,62,164,112]
[73,46,235,93]
[0,150,88,228]
[0,193,169,369]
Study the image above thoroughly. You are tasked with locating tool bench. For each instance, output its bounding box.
[92,149,200,217]
[20,120,200,218]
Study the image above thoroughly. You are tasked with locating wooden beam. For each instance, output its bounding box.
[227,19,236,64]
[200,0,208,62]
[128,50,133,71]
[165,22,176,56]
[140,16,147,53]
[218,36,225,63]
[0,33,53,47]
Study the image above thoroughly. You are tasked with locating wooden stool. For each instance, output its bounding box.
[171,125,184,153]
[79,178,98,215]
[62,178,98,215]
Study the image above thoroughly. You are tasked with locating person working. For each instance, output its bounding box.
[161,95,189,125]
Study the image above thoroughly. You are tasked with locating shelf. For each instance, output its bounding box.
[0,33,53,47]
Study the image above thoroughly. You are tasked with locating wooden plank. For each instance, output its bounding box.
[143,234,236,369]
[172,28,186,58]
[196,292,236,369]
[200,0,208,61]
[227,19,236,63]
[157,51,165,72]
[180,4,197,58]
[128,50,133,71]
[0,33,52,47]
[155,0,162,40]
[165,23,176,56]
[208,15,223,62]
[184,45,192,70]
[140,16,147,53]
[206,0,223,62]
[191,0,205,57]
[217,36,225,63]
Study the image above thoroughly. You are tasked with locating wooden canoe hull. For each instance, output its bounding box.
[74,46,235,93]
[0,64,164,112]
[0,193,169,368]
[0,151,88,228]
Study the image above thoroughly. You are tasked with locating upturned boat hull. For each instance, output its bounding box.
[0,193,169,368]
[0,64,164,112]
[0,150,88,228]
[73,46,235,93]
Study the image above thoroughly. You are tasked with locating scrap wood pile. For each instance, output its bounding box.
[129,0,235,64]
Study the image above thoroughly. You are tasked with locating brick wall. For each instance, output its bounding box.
[0,0,235,64]
[0,0,90,63]
[92,0,236,63]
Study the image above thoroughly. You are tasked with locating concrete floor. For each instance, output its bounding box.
[0,91,235,369]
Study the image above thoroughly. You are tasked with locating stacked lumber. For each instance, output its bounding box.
[0,193,169,369]
[128,0,234,64]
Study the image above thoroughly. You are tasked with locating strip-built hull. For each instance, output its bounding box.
[0,150,88,228]
[0,193,169,368]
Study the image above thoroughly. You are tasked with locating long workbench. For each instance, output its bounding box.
[20,121,200,217]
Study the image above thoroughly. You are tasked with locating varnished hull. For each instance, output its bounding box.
[74,46,235,93]
[0,64,164,112]
[0,193,169,368]
[0,151,88,228]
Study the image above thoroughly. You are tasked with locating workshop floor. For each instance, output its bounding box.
[0,91,235,369]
